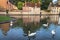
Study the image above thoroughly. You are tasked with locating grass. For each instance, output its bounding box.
[0,16,12,22]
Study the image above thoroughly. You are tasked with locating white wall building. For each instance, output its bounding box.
[22,2,40,23]
[48,0,60,23]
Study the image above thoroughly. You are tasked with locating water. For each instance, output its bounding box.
[0,23,60,40]
[58,17,60,24]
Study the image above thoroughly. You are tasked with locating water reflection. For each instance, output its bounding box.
[0,23,60,40]
[1,17,60,40]
[0,23,10,36]
[0,28,24,40]
[0,20,15,36]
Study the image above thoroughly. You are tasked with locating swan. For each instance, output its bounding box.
[28,32,36,37]
[24,31,36,37]
[51,30,55,35]
[28,31,36,37]
[43,23,49,27]
[10,21,13,26]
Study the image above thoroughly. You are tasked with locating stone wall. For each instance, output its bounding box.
[0,0,18,11]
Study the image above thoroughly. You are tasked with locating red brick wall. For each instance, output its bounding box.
[0,0,18,11]
[0,0,7,9]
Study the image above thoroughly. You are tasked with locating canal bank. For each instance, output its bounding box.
[0,12,60,24]
[0,16,16,36]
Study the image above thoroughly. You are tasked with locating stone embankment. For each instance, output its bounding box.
[0,12,59,23]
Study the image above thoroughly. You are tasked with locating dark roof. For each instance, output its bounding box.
[51,2,60,7]
[56,5,60,7]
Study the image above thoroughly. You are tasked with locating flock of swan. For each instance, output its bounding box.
[10,20,56,37]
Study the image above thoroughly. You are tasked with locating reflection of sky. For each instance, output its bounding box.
[36,23,60,40]
[0,28,25,40]
[0,24,60,40]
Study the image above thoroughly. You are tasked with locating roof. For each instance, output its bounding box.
[51,2,60,7]
[23,2,40,7]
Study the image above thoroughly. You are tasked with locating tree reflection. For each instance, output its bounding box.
[13,18,50,35]
[23,22,41,35]
[13,18,23,27]
[0,23,10,36]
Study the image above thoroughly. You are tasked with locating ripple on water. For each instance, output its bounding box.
[0,23,60,40]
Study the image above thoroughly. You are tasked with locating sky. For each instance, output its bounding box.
[53,0,57,2]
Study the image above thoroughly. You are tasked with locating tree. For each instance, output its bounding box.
[31,0,42,3]
[31,0,38,3]
[17,2,23,10]
[9,0,51,10]
[41,0,52,10]
[20,0,32,2]
[9,0,17,5]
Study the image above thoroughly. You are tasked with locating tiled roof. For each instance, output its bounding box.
[23,2,40,7]
[51,3,60,7]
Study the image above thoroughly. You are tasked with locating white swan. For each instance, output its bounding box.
[43,23,48,27]
[10,21,13,26]
[28,32,36,36]
[51,30,55,35]
[28,31,36,37]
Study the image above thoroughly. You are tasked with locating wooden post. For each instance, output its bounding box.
[59,12,60,17]
[6,10,9,16]
[40,12,41,23]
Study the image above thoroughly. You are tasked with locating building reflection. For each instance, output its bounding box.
[23,22,40,35]
[0,23,10,36]
[0,20,14,36]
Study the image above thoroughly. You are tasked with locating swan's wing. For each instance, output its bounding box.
[28,33,36,36]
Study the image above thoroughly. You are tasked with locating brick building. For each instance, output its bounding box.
[0,0,18,11]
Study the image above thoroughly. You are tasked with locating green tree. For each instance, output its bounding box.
[20,0,32,2]
[17,2,23,10]
[9,0,51,10]
[41,0,52,10]
[31,0,38,3]
[31,0,41,3]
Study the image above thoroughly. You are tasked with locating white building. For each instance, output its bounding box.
[48,0,60,14]
[22,2,41,23]
[48,0,60,23]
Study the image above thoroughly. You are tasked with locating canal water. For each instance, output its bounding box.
[0,23,60,40]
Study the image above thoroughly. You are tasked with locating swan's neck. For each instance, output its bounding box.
[47,23,48,24]
[28,31,30,34]
[10,21,13,26]
[28,30,30,35]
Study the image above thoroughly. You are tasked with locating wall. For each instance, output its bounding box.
[0,0,7,10]
[0,0,18,10]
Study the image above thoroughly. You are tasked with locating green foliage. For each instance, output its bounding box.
[31,0,38,3]
[15,18,23,26]
[17,2,23,10]
[31,0,42,3]
[41,0,52,10]
[23,22,41,33]
[9,0,52,10]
